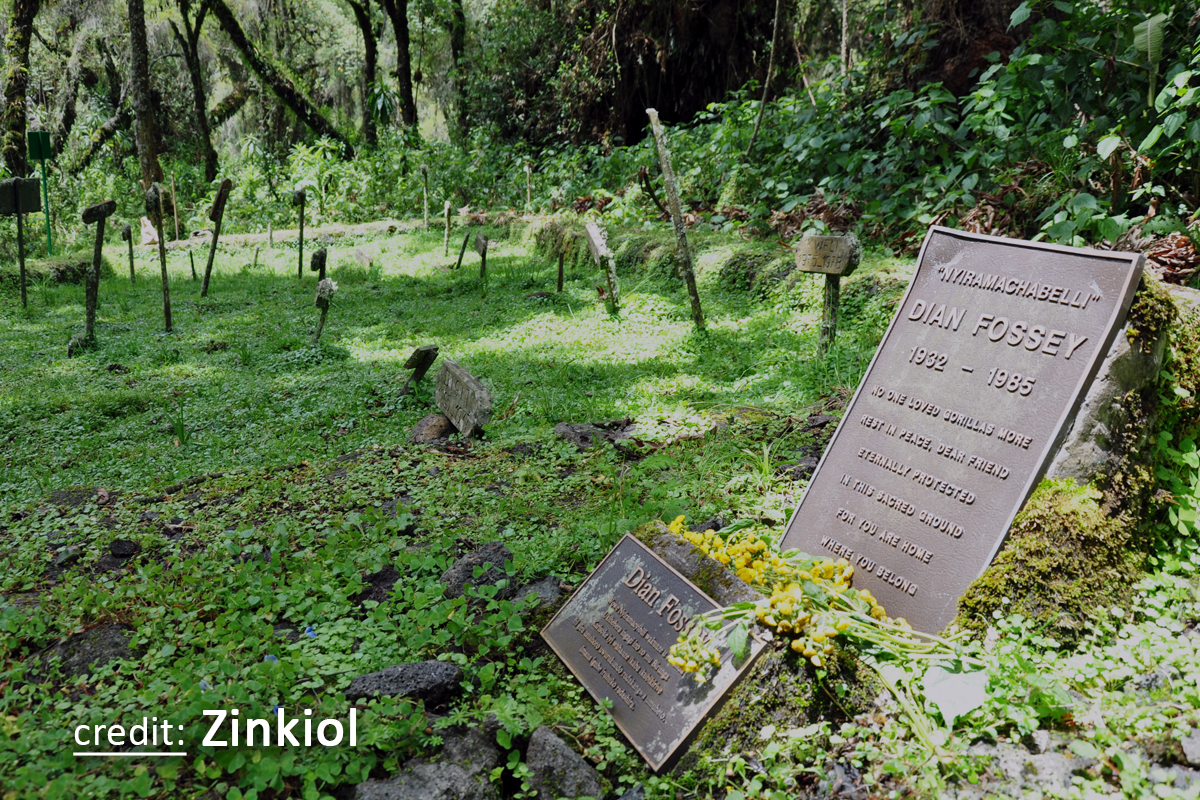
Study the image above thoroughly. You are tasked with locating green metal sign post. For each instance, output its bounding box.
[27,130,52,256]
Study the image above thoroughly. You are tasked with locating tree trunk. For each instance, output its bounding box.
[208,0,356,157]
[53,29,90,160]
[171,0,218,182]
[746,0,785,158]
[377,0,416,128]
[129,0,164,187]
[449,0,466,136]
[2,0,41,177]
[210,83,250,127]
[347,0,378,146]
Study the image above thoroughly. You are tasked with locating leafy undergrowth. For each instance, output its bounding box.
[0,221,1198,799]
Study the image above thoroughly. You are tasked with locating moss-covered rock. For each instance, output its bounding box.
[956,479,1141,638]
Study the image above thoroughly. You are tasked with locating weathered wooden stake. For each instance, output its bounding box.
[646,108,705,329]
[792,233,860,354]
[399,344,440,396]
[310,247,328,281]
[455,232,470,270]
[524,163,532,209]
[16,196,27,309]
[253,245,260,269]
[189,250,197,281]
[81,200,116,346]
[474,233,489,281]
[170,171,180,241]
[443,200,452,256]
[584,222,620,313]
[293,188,306,280]
[557,251,564,293]
[202,178,233,297]
[267,220,273,248]
[820,276,840,354]
[145,185,173,332]
[421,164,430,228]
[121,224,135,284]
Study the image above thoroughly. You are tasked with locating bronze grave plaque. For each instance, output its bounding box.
[542,534,766,773]
[794,234,859,276]
[780,227,1143,632]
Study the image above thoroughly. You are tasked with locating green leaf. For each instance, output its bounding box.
[1009,2,1031,29]
[1163,112,1187,139]
[1139,125,1164,152]
[1097,134,1122,159]
[1062,134,1078,148]
[496,729,512,749]
[1188,119,1200,142]
[1132,13,1168,62]
[1067,193,1099,213]
[1070,739,1100,759]
[726,622,750,663]
[922,665,989,728]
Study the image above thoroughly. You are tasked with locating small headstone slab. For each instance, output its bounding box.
[473,233,489,257]
[121,224,132,242]
[0,177,42,215]
[779,226,1143,632]
[209,178,233,222]
[404,344,440,379]
[794,234,860,276]
[584,222,610,264]
[82,200,117,224]
[543,534,766,773]
[434,360,492,436]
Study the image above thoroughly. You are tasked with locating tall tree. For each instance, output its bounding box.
[53,28,92,160]
[209,0,356,157]
[170,0,219,182]
[129,0,164,187]
[448,0,466,136]
[345,0,379,146]
[376,0,416,127]
[2,0,41,176]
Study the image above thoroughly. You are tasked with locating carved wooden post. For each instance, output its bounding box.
[455,232,470,270]
[399,344,440,396]
[557,251,564,293]
[524,163,532,209]
[146,184,173,333]
[293,188,306,279]
[646,108,704,329]
[310,247,328,281]
[585,222,620,313]
[421,164,429,228]
[444,200,452,256]
[202,178,233,297]
[189,250,197,281]
[474,233,489,281]
[170,171,180,241]
[81,200,117,346]
[267,221,273,248]
[121,224,135,284]
[792,233,861,355]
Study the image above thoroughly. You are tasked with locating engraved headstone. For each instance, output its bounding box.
[542,534,766,773]
[794,234,860,277]
[779,227,1144,632]
[434,360,492,436]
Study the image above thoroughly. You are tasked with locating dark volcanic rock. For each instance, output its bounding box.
[440,542,514,599]
[344,661,463,705]
[514,577,563,612]
[689,516,728,533]
[355,761,495,800]
[110,539,141,559]
[36,623,139,681]
[525,726,602,800]
[554,419,637,450]
[410,413,457,443]
[354,566,402,606]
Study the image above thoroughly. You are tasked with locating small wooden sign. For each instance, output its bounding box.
[584,222,610,264]
[82,200,116,225]
[543,534,765,773]
[27,130,51,161]
[121,224,132,242]
[473,233,489,257]
[794,234,859,276]
[0,178,42,215]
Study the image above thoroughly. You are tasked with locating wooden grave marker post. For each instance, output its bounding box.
[474,233,489,281]
[400,344,440,396]
[310,248,328,281]
[524,163,532,209]
[145,184,173,332]
[293,188,306,280]
[646,108,704,329]
[792,233,861,353]
[421,164,430,228]
[27,129,53,255]
[201,178,233,297]
[585,221,620,313]
[81,200,117,346]
[444,200,452,256]
[121,224,135,284]
[455,232,471,270]
[0,177,41,308]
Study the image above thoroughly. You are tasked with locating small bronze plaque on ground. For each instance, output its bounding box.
[794,234,859,276]
[780,227,1143,632]
[543,534,765,773]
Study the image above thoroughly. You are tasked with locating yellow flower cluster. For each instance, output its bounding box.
[665,515,905,670]
[666,637,721,683]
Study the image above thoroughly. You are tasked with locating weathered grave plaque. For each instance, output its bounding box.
[474,233,489,280]
[780,227,1143,632]
[543,534,765,773]
[794,234,860,276]
[434,360,492,436]
[0,177,42,216]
